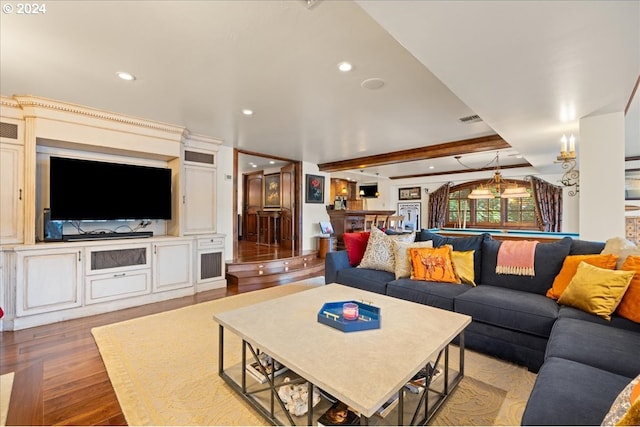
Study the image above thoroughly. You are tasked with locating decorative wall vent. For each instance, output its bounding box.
[458,114,482,124]
[0,122,18,139]
[185,150,214,165]
[201,252,222,280]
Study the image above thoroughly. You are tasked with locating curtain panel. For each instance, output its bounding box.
[428,183,450,229]
[531,176,563,232]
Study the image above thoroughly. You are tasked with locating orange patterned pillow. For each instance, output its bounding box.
[617,255,640,323]
[546,254,618,300]
[409,246,461,284]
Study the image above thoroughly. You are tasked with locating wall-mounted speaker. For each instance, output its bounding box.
[43,208,63,241]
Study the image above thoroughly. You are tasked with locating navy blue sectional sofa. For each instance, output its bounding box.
[324,230,640,425]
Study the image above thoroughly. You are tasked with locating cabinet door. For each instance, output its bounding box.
[16,248,82,316]
[153,240,193,291]
[243,171,262,242]
[184,165,216,235]
[0,143,24,244]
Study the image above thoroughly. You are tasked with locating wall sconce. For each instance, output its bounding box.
[557,134,579,196]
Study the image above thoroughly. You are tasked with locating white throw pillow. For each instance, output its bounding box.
[601,237,640,269]
[358,226,415,273]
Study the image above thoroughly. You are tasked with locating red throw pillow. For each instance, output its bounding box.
[343,232,370,266]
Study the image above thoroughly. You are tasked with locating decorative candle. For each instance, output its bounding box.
[569,134,576,153]
[342,302,359,320]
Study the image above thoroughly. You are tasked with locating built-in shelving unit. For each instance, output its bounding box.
[0,95,226,330]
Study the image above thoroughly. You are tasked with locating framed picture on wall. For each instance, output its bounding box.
[305,174,325,203]
[626,170,640,200]
[319,221,334,235]
[398,202,421,231]
[398,186,422,200]
[264,173,281,208]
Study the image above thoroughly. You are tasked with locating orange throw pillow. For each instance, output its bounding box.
[409,246,461,284]
[546,254,618,300]
[617,255,640,323]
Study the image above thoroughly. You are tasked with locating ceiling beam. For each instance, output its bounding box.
[389,162,532,180]
[236,148,298,164]
[317,134,510,173]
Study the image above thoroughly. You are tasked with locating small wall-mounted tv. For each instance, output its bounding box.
[359,184,379,198]
[49,156,172,221]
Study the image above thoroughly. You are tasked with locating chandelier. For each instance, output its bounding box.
[462,152,530,200]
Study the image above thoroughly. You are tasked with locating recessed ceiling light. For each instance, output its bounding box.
[242,109,254,116]
[116,71,136,81]
[269,161,275,164]
[429,165,435,169]
[337,61,353,72]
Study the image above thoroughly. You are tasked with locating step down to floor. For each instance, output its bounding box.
[226,253,325,289]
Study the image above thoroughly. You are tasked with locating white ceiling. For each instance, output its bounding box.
[1,1,638,179]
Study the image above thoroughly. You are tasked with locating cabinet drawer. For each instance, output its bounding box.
[197,237,224,249]
[86,269,150,304]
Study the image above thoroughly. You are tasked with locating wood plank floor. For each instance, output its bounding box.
[1,243,311,426]
[234,239,311,263]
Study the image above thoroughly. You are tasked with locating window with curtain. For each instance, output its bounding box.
[446,180,539,230]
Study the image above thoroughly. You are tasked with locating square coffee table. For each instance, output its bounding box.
[214,283,471,425]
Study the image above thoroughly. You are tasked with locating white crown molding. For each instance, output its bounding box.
[182,130,223,150]
[0,96,24,120]
[11,95,186,139]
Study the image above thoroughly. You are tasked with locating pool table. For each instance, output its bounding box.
[428,227,579,242]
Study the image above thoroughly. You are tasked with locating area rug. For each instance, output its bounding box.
[0,372,14,426]
[92,279,536,426]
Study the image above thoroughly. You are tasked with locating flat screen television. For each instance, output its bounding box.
[49,156,172,221]
[359,184,379,198]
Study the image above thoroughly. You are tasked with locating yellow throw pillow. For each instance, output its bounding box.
[451,249,476,286]
[558,261,634,321]
[616,255,640,323]
[409,246,461,284]
[392,240,434,279]
[546,254,619,300]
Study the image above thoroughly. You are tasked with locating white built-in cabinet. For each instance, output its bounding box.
[0,120,24,244]
[196,235,225,286]
[152,239,193,291]
[181,139,218,235]
[8,235,222,329]
[184,165,217,234]
[85,242,152,304]
[16,247,83,316]
[0,96,226,331]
